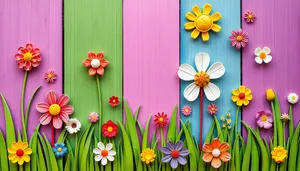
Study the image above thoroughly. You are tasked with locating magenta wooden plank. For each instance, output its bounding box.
[242,0,300,136]
[0,0,62,136]
[123,0,179,137]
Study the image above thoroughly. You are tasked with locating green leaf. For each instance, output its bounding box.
[288,105,294,139]
[233,134,240,171]
[0,130,9,171]
[25,85,41,126]
[37,133,51,170]
[43,134,59,171]
[288,123,300,171]
[64,154,71,171]
[274,94,284,146]
[242,130,252,170]
[213,115,224,142]
[142,115,152,150]
[80,127,94,171]
[119,121,134,170]
[251,138,259,171]
[37,138,47,171]
[167,105,178,142]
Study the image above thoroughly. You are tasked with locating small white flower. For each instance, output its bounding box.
[287,93,298,104]
[280,113,290,122]
[65,118,81,134]
[93,142,116,165]
[254,46,272,64]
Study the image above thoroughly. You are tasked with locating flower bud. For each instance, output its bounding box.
[266,89,275,101]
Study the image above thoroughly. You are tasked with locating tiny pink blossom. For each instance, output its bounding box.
[244,11,256,23]
[88,112,99,123]
[207,104,218,115]
[229,28,249,49]
[256,110,273,129]
[181,105,192,116]
[45,69,57,83]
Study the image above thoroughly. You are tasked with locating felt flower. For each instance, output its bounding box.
[232,85,253,106]
[44,69,57,83]
[109,96,120,107]
[93,142,116,165]
[181,105,192,116]
[141,148,156,165]
[52,143,68,158]
[229,29,248,49]
[271,146,288,163]
[207,103,218,115]
[287,93,298,104]
[14,43,41,71]
[244,11,256,23]
[184,3,221,41]
[202,138,231,168]
[154,112,169,127]
[102,120,118,138]
[65,118,81,134]
[36,91,74,129]
[256,110,273,129]
[266,89,275,102]
[178,52,225,102]
[254,47,272,64]
[8,140,32,165]
[280,113,290,122]
[88,112,99,123]
[161,141,189,169]
[82,51,109,76]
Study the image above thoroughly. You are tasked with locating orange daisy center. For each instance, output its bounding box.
[107,126,113,132]
[158,117,164,122]
[195,15,213,32]
[236,36,243,42]
[16,149,24,157]
[113,99,116,103]
[248,14,253,19]
[260,52,267,59]
[23,52,33,61]
[47,74,53,79]
[239,93,245,99]
[211,107,215,111]
[171,150,179,158]
[49,104,61,116]
[261,115,268,122]
[101,149,108,157]
[185,109,189,112]
[194,71,210,87]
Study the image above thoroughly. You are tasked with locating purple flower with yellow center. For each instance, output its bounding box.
[161,141,189,169]
[256,110,273,129]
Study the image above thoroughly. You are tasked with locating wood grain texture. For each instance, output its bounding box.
[64,0,123,131]
[180,0,241,143]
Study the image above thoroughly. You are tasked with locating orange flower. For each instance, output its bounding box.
[14,43,41,71]
[202,138,231,168]
[82,51,110,76]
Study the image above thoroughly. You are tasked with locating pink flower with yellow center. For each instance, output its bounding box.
[256,110,273,129]
[44,69,57,83]
[14,43,42,71]
[181,105,192,116]
[229,29,249,49]
[244,11,256,23]
[207,103,218,115]
[88,112,99,123]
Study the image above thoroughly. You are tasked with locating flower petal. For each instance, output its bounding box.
[177,64,197,81]
[219,142,230,152]
[82,59,91,67]
[264,122,273,129]
[206,62,225,79]
[47,91,57,104]
[166,141,175,150]
[211,24,221,32]
[246,94,253,100]
[8,147,16,153]
[101,157,108,165]
[184,83,200,102]
[108,150,116,156]
[24,148,32,155]
[195,52,210,72]
[98,142,105,150]
[161,147,171,155]
[107,155,114,162]
[36,103,49,113]
[178,156,187,165]
[39,113,52,125]
[211,157,222,168]
[191,29,200,39]
[97,52,104,60]
[59,112,69,123]
[162,155,172,163]
[100,59,109,67]
[88,52,96,59]
[179,149,189,156]
[175,141,184,150]
[61,105,74,115]
[170,158,179,169]
[232,89,239,96]
[95,155,102,161]
[211,138,221,149]
[186,12,197,21]
[18,157,24,165]
[220,152,231,162]
[57,95,70,107]
[203,82,221,101]
[105,143,113,151]
[264,55,272,63]
[254,48,262,56]
[263,46,271,54]
[255,57,263,64]
[97,67,104,76]
[53,116,63,129]
[203,3,212,15]
[202,153,213,162]
[211,12,222,21]
[203,144,213,153]
[23,155,30,162]
[89,68,97,76]
[243,99,250,106]
[201,32,210,41]
[93,148,101,154]
[184,22,195,30]
[192,5,201,16]
[239,86,246,92]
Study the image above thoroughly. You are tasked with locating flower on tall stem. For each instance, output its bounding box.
[102,120,118,138]
[65,118,81,134]
[52,143,68,158]
[266,89,275,101]
[287,92,298,138]
[93,142,116,165]
[229,29,249,49]
[287,93,298,104]
[8,140,32,165]
[181,105,192,116]
[141,148,156,165]
[44,69,57,83]
[82,51,109,76]
[154,112,169,127]
[109,96,120,107]
[271,146,288,163]
[232,85,252,107]
[15,43,41,71]
[244,11,256,23]
[207,103,218,115]
[161,141,189,169]
[280,113,290,122]
[256,110,273,129]
[88,112,99,123]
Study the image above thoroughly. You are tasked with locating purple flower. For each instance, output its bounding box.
[256,110,273,129]
[161,141,189,169]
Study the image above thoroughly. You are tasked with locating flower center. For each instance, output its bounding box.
[248,14,253,19]
[23,52,33,61]
[194,71,210,87]
[101,149,108,157]
[91,59,101,68]
[239,93,245,99]
[259,52,267,59]
[145,154,153,160]
[57,147,62,152]
[107,126,113,132]
[171,150,179,158]
[212,149,221,157]
[236,36,243,42]
[113,99,116,103]
[261,115,268,122]
[16,149,24,157]
[292,96,296,100]
[185,109,189,112]
[158,117,164,122]
[91,116,96,120]
[47,74,53,79]
[71,123,77,128]
[211,107,215,111]
[195,15,213,32]
[49,104,61,116]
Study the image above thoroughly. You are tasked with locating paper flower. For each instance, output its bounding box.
[82,51,110,76]
[266,89,275,102]
[154,112,169,127]
[271,146,288,163]
[93,142,116,165]
[52,143,68,158]
[65,118,81,134]
[109,96,120,107]
[207,103,218,115]
[184,4,221,41]
[181,105,192,116]
[231,85,253,106]
[8,140,32,165]
[178,52,225,101]
[229,29,248,49]
[161,141,189,169]
[256,110,273,129]
[244,11,256,23]
[280,113,290,122]
[141,148,156,165]
[88,112,99,123]
[102,120,118,138]
[44,69,57,83]
[36,91,74,129]
[287,93,298,104]
[202,138,231,168]
[14,43,41,71]
[254,47,272,64]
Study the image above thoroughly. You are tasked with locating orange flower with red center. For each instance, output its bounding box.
[102,120,118,138]
[109,96,120,107]
[82,51,110,76]
[14,43,41,71]
[154,112,169,127]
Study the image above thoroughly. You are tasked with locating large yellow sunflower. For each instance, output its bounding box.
[232,85,253,106]
[8,140,32,165]
[184,3,222,41]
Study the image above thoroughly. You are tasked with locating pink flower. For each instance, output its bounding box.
[44,69,57,83]
[256,110,273,129]
[207,104,218,115]
[88,112,99,123]
[14,43,42,71]
[229,29,249,49]
[181,105,192,116]
[36,91,74,129]
[244,11,256,23]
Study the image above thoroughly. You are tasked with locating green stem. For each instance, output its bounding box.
[288,105,294,138]
[160,127,164,147]
[96,75,102,141]
[234,106,241,133]
[283,122,286,147]
[21,71,28,141]
[271,102,277,146]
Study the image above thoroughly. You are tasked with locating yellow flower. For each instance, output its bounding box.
[220,116,225,121]
[271,146,288,163]
[266,89,275,101]
[222,124,226,128]
[226,119,231,124]
[227,125,231,129]
[184,3,222,41]
[141,148,156,164]
[226,112,230,117]
[8,140,32,165]
[232,85,253,106]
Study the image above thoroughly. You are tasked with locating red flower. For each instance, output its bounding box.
[207,104,218,115]
[109,96,120,107]
[154,112,169,127]
[102,120,118,138]
[82,51,109,76]
[14,43,42,71]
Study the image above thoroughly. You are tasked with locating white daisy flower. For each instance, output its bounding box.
[177,52,225,101]
[287,93,298,104]
[65,118,81,134]
[254,46,272,64]
[93,142,116,165]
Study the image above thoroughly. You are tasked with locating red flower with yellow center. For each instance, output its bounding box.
[82,51,109,76]
[8,140,32,165]
[14,43,42,71]
[102,120,118,138]
[154,112,169,127]
[109,96,120,107]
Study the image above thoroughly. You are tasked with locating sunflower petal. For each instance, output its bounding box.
[191,29,200,39]
[192,5,202,16]
[211,24,221,32]
[184,22,195,30]
[203,3,212,15]
[211,12,222,21]
[186,12,197,21]
[201,32,209,41]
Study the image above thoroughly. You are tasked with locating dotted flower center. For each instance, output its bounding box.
[194,71,210,87]
[91,59,101,68]
[195,15,213,32]
[239,93,245,99]
[16,149,24,157]
[259,52,267,59]
[236,36,243,42]
[107,126,113,132]
[23,52,33,61]
[212,149,220,157]
[260,115,268,122]
[49,104,61,116]
[57,148,62,152]
[101,149,108,157]
[171,150,179,158]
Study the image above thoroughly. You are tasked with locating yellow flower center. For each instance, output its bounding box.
[194,71,210,87]
[91,116,96,120]
[185,109,189,112]
[195,15,213,32]
[23,52,33,61]
[47,74,53,79]
[107,126,113,132]
[261,115,268,122]
[292,96,296,100]
[211,107,215,111]
[248,14,253,19]
[236,36,243,42]
[158,117,164,122]
[49,104,61,116]
[57,147,62,152]
[259,52,267,59]
[113,99,116,103]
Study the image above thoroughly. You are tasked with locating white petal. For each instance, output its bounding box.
[178,64,197,81]
[183,83,200,102]
[94,155,102,162]
[263,55,272,63]
[203,82,220,101]
[255,57,263,64]
[206,62,225,79]
[107,155,115,161]
[93,148,101,154]
[263,46,271,54]
[105,143,113,151]
[108,150,116,156]
[98,142,105,150]
[254,47,262,56]
[101,157,108,165]
[195,52,210,72]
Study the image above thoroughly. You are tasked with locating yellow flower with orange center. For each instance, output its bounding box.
[231,85,253,106]
[8,140,32,165]
[141,148,156,164]
[271,146,288,163]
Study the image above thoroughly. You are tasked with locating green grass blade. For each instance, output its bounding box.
[0,130,9,171]
[80,127,94,171]
[134,105,141,123]
[288,105,294,138]
[213,115,224,142]
[37,133,51,170]
[167,105,178,142]
[274,94,284,146]
[119,121,134,170]
[25,85,41,126]
[64,154,71,171]
[242,130,252,170]
[288,123,300,171]
[251,138,259,171]
[43,134,59,171]
[142,115,152,150]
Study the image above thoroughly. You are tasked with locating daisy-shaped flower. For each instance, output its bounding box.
[88,112,99,123]
[271,146,288,163]
[102,120,118,138]
[109,96,120,107]
[254,47,272,64]
[14,43,42,71]
[244,11,256,23]
[93,142,116,166]
[141,148,156,164]
[256,110,273,129]
[36,91,74,129]
[181,105,192,116]
[82,51,109,76]
[184,4,222,41]
[52,143,68,158]
[280,113,290,122]
[231,85,252,106]
[287,93,298,104]
[8,140,32,165]
[154,112,169,127]
[229,29,248,49]
[44,69,57,83]
[161,141,189,169]
[178,52,225,101]
[207,103,218,115]
[65,118,81,134]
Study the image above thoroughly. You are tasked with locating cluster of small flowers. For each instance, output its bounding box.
[220,112,231,129]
